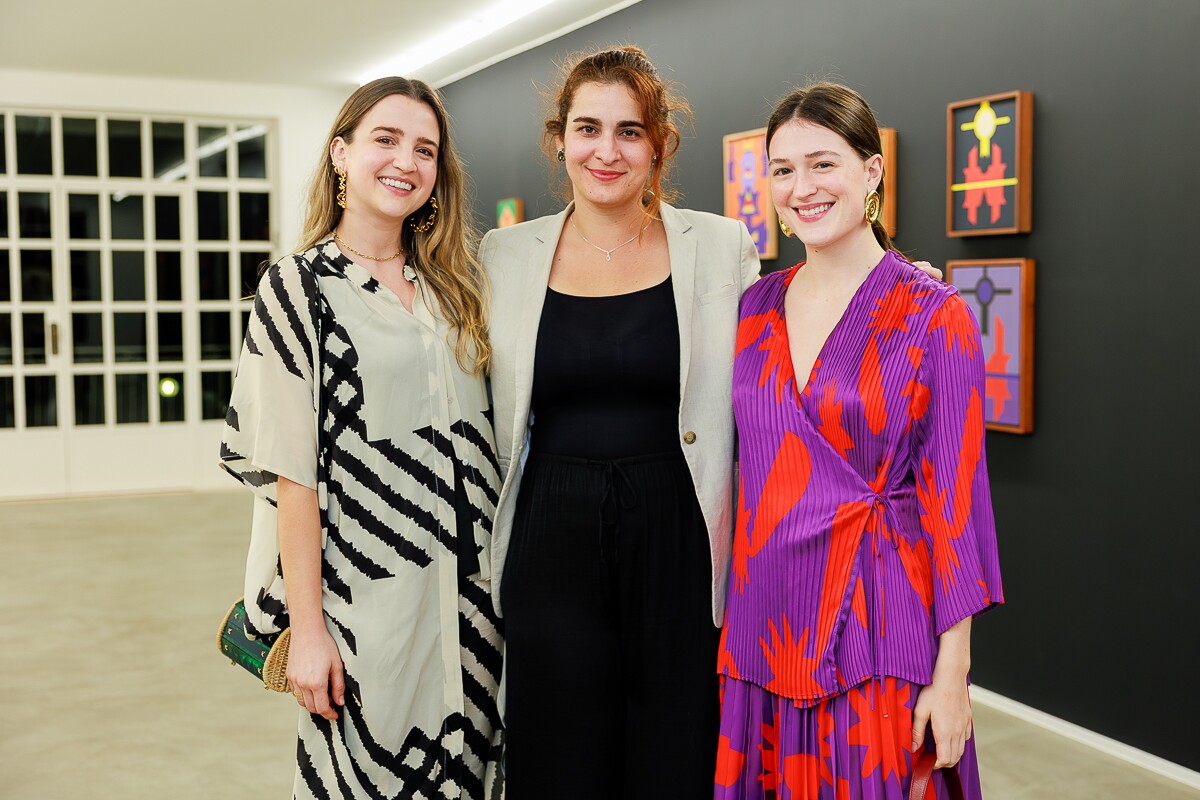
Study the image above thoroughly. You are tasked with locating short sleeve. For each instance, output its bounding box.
[914,293,1004,634]
[219,255,320,502]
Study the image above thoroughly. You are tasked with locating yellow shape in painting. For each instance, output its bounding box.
[960,100,1011,160]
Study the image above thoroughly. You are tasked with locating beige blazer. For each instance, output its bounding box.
[480,202,761,625]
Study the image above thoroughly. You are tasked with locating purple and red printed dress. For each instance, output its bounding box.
[716,252,1004,800]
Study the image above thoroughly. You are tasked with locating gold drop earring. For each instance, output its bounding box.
[779,216,793,238]
[335,166,347,210]
[864,190,881,225]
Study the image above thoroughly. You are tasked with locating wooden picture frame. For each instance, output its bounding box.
[946,91,1033,236]
[496,197,524,228]
[946,259,1035,434]
[878,126,897,238]
[722,127,777,260]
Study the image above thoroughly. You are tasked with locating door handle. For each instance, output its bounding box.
[49,322,59,357]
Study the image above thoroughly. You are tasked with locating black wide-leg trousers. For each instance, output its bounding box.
[500,450,721,800]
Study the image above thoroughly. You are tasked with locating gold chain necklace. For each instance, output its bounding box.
[334,231,402,262]
[571,217,651,262]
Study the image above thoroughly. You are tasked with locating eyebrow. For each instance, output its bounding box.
[571,116,645,128]
[370,126,439,148]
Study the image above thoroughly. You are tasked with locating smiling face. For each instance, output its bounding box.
[556,81,655,212]
[768,119,882,255]
[331,93,439,226]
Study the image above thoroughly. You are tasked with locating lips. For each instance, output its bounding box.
[587,168,624,181]
[379,177,415,191]
[796,202,833,221]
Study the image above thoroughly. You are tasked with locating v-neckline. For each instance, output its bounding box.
[781,252,890,403]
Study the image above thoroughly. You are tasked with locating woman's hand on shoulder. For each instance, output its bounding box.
[912,260,943,281]
[286,625,346,720]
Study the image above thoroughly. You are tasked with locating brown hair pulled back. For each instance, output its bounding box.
[543,45,692,217]
[766,81,893,252]
[299,77,490,374]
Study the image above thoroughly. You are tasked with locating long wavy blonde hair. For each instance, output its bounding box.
[299,77,490,375]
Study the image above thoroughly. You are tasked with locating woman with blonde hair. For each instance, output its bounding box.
[221,77,502,799]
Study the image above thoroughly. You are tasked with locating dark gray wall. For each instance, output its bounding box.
[443,0,1200,771]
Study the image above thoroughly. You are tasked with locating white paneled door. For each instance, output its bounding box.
[0,110,277,498]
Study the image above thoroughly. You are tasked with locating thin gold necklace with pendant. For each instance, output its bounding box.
[571,218,651,262]
[334,231,403,262]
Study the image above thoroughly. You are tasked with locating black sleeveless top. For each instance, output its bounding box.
[529,276,681,460]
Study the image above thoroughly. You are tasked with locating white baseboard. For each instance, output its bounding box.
[971,684,1200,790]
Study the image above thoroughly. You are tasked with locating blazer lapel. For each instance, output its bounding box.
[662,204,697,396]
[511,204,570,456]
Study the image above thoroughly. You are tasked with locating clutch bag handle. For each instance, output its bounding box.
[909,750,965,800]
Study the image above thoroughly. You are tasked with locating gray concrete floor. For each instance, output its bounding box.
[2,491,1196,799]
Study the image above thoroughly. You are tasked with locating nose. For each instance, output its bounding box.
[593,132,620,163]
[392,148,416,172]
[791,171,817,202]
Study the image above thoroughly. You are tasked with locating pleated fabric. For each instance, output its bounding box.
[501,451,721,800]
[720,251,1003,707]
[715,676,982,800]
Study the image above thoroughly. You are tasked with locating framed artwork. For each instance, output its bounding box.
[878,127,897,238]
[946,91,1033,237]
[496,197,524,228]
[722,127,777,260]
[946,259,1035,434]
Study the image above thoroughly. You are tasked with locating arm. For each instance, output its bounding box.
[738,221,761,293]
[278,476,345,720]
[910,293,1003,766]
[912,617,972,766]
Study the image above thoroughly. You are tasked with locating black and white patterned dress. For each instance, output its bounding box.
[220,238,503,799]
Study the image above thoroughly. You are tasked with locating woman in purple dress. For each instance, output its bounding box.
[715,83,1004,799]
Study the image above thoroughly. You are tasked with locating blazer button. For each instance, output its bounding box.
[683,431,697,445]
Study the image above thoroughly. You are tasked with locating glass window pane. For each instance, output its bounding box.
[0,376,13,428]
[156,252,182,301]
[0,116,6,175]
[20,250,53,302]
[1,191,8,238]
[0,312,11,365]
[112,251,145,301]
[198,251,230,300]
[68,194,101,239]
[240,251,268,297]
[238,128,267,178]
[198,125,228,177]
[197,191,228,240]
[239,192,270,241]
[15,115,52,175]
[115,373,148,424]
[113,312,147,362]
[63,117,99,177]
[157,311,183,361]
[18,192,52,239]
[70,250,102,301]
[0,250,9,302]
[155,195,180,241]
[158,372,184,422]
[199,310,231,360]
[72,312,104,363]
[107,119,142,178]
[74,374,105,425]
[22,313,45,364]
[110,193,144,240]
[25,375,57,427]
[152,121,185,180]
[201,370,231,420]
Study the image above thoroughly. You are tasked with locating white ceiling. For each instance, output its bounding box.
[0,0,639,89]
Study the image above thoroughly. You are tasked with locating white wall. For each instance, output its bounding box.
[0,67,351,249]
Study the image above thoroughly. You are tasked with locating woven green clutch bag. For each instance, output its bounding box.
[217,598,291,692]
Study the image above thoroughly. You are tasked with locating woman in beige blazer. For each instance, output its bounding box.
[478,46,758,800]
